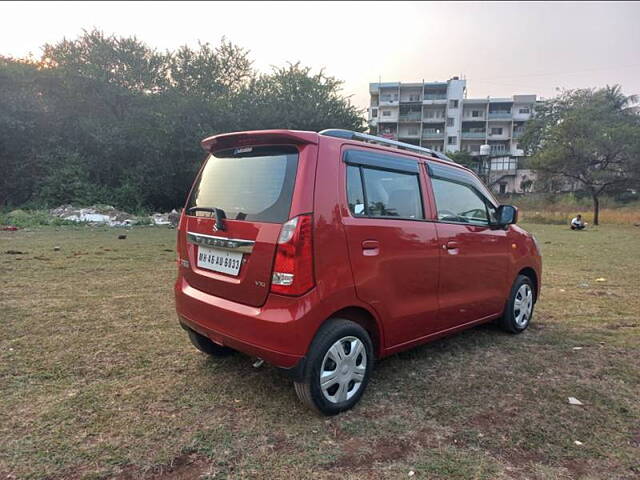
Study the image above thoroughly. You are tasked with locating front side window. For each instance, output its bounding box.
[431,177,496,225]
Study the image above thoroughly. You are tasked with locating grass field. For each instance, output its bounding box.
[1,224,639,479]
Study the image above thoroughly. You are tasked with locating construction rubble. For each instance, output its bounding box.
[49,205,180,227]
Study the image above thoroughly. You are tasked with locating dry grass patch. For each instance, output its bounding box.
[1,223,639,479]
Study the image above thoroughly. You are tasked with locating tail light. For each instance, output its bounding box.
[271,214,314,296]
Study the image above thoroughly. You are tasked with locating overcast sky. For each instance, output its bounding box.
[2,1,639,109]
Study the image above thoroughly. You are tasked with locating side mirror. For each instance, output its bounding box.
[496,205,518,226]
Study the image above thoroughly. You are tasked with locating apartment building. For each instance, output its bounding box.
[368,78,538,193]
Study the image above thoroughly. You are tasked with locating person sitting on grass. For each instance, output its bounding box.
[570,214,586,230]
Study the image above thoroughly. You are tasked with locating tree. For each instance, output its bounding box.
[0,31,367,212]
[0,56,48,206]
[447,150,475,169]
[238,63,365,132]
[521,85,640,224]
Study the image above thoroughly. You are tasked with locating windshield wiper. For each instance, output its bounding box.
[187,207,227,231]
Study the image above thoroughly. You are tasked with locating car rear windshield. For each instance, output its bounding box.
[187,145,299,223]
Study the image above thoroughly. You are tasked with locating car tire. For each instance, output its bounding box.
[294,318,374,415]
[187,329,235,356]
[500,274,535,334]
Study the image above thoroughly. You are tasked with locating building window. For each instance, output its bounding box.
[382,110,391,117]
[409,94,421,102]
[449,100,459,109]
[447,117,454,127]
[472,110,482,118]
[499,184,507,194]
[491,127,503,135]
[408,126,418,135]
[519,107,530,114]
[372,108,378,118]
[448,136,457,145]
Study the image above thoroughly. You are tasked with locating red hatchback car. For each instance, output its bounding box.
[174,129,542,415]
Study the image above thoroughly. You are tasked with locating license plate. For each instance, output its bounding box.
[197,246,243,276]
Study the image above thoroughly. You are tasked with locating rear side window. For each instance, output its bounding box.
[187,146,298,223]
[431,178,496,225]
[346,166,366,216]
[345,150,424,220]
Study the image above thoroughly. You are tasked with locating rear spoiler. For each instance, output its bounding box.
[201,130,319,152]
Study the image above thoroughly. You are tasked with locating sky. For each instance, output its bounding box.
[2,1,639,109]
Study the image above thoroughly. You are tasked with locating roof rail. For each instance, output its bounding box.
[319,129,454,163]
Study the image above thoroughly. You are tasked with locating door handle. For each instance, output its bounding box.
[444,241,460,254]
[361,240,380,256]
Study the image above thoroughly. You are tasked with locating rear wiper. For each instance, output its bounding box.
[188,207,216,214]
[187,207,227,231]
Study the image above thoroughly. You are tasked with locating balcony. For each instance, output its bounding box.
[422,116,445,123]
[490,147,509,155]
[398,113,422,122]
[422,131,445,139]
[488,111,512,119]
[379,133,398,140]
[424,94,446,100]
[461,131,486,139]
[513,130,525,139]
[398,132,420,139]
[379,96,399,106]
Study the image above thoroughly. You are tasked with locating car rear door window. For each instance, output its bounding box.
[345,150,424,220]
[362,168,423,218]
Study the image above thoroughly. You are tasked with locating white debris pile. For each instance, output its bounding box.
[50,205,181,227]
[51,205,139,226]
[151,209,180,226]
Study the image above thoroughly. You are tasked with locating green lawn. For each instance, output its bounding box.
[1,224,639,479]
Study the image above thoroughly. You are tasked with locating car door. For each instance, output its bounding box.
[341,148,441,348]
[426,162,510,328]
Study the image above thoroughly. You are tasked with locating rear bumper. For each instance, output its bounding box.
[174,276,317,372]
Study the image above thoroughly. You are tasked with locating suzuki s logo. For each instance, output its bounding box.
[211,208,226,232]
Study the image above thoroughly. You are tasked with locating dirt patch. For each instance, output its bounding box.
[327,436,415,470]
[605,323,639,330]
[587,290,620,297]
[115,453,210,480]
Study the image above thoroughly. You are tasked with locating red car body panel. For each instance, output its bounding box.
[174,130,542,375]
